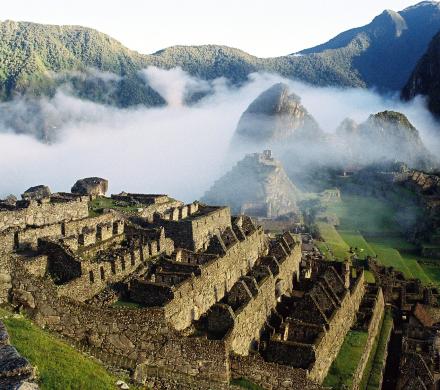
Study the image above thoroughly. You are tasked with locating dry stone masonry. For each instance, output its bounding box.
[0,177,399,389]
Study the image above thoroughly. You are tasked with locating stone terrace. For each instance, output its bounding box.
[201,232,301,355]
[129,215,268,330]
[262,262,365,383]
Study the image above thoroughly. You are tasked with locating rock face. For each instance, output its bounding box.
[71,177,108,196]
[336,111,436,170]
[402,31,440,117]
[202,150,301,218]
[233,83,322,145]
[21,185,51,201]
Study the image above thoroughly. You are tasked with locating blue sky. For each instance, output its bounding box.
[1,0,424,56]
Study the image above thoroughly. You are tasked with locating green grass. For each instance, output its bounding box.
[112,300,143,309]
[364,310,394,390]
[419,264,440,286]
[316,241,332,259]
[325,195,399,235]
[364,270,376,284]
[323,330,369,389]
[231,378,264,390]
[317,193,440,286]
[316,222,350,260]
[0,308,128,390]
[89,197,139,217]
[367,236,432,284]
[338,230,377,258]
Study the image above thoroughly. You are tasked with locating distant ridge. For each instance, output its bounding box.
[402,30,440,117]
[0,1,440,107]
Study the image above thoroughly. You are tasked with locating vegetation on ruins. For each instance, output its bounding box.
[230,378,264,390]
[88,197,139,216]
[0,307,130,389]
[363,309,393,390]
[323,330,369,388]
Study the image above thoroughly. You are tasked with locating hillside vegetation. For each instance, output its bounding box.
[1,2,440,106]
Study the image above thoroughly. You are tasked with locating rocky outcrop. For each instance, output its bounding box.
[202,150,301,218]
[22,186,51,201]
[335,111,436,170]
[402,30,440,116]
[0,196,17,208]
[71,177,108,197]
[232,83,322,146]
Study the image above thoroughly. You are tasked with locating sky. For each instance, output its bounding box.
[1,0,422,57]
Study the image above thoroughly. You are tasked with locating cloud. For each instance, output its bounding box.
[140,66,213,107]
[0,68,438,202]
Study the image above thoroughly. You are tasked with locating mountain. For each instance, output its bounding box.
[232,83,322,145]
[300,1,440,91]
[336,111,436,170]
[402,31,440,116]
[1,2,440,107]
[0,20,166,107]
[202,150,301,218]
[0,20,364,107]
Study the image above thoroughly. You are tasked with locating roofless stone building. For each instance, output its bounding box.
[0,177,375,389]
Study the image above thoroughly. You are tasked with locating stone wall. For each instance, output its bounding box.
[191,207,232,251]
[350,287,385,390]
[230,354,323,390]
[157,206,232,251]
[0,212,120,255]
[308,271,365,383]
[162,226,268,330]
[57,236,171,302]
[17,223,63,251]
[10,264,231,383]
[63,213,115,237]
[0,231,14,302]
[0,229,15,255]
[225,241,301,355]
[0,196,89,232]
[39,239,82,284]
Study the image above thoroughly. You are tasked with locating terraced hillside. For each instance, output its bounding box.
[316,194,440,286]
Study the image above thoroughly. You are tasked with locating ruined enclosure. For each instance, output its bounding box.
[0,180,394,390]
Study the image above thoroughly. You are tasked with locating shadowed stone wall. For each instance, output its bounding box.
[162,226,268,330]
[351,287,385,390]
[224,239,301,355]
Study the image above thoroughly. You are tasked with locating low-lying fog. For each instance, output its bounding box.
[0,68,438,201]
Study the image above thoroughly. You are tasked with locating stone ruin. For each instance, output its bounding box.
[0,179,385,389]
[368,259,440,389]
[202,151,301,220]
